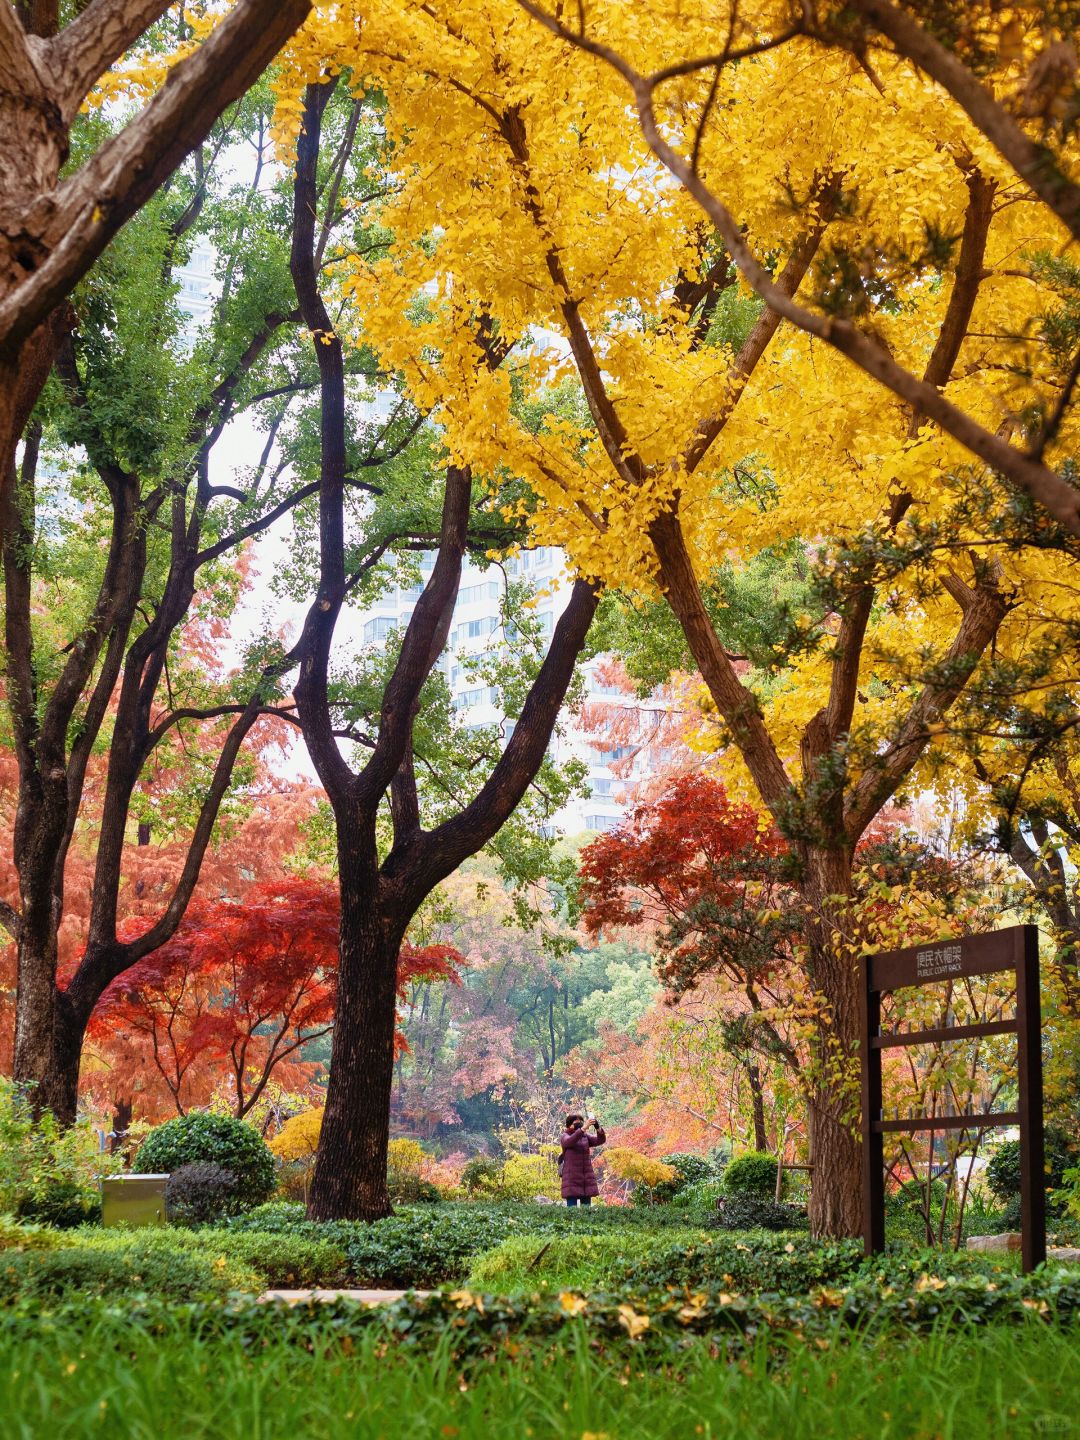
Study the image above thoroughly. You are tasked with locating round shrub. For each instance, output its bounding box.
[669,1178,724,1211]
[650,1152,718,1203]
[713,1192,808,1232]
[166,1163,241,1225]
[461,1155,501,1196]
[662,1153,715,1188]
[722,1151,779,1197]
[136,1114,274,1210]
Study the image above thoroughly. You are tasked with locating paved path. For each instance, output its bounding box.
[259,1289,432,1305]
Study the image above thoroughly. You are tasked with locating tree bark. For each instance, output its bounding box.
[30,987,88,1125]
[747,1061,768,1153]
[800,846,863,1238]
[306,814,402,1222]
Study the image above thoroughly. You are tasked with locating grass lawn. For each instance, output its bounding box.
[3,1307,1077,1440]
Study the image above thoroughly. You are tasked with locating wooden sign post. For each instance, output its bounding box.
[859,925,1045,1272]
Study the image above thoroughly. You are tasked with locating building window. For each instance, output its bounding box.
[458,581,500,604]
[363,615,395,643]
[453,686,490,711]
[591,777,614,798]
[455,616,498,644]
[585,814,619,832]
[593,744,634,764]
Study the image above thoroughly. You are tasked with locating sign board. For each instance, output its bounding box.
[859,925,1045,1272]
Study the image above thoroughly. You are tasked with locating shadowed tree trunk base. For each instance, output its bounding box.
[306,884,401,1223]
[808,1102,862,1238]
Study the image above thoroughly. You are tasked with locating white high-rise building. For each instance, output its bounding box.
[175,242,215,340]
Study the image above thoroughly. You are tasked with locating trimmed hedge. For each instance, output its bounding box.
[222,1200,723,1287]
[0,1233,259,1303]
[3,1257,1078,1365]
[136,1114,275,1211]
[713,1193,808,1231]
[722,1152,779,1196]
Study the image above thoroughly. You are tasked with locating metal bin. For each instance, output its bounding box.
[102,1173,168,1228]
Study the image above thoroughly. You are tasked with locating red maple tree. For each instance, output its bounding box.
[82,878,464,1127]
[578,772,794,990]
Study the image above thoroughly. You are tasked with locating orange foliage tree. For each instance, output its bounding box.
[81,877,464,1130]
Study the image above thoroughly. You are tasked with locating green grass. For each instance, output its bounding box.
[465,1228,709,1292]
[2,1308,1076,1439]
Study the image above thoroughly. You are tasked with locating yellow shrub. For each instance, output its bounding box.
[387,1138,426,1176]
[269,1108,323,1162]
[500,1152,559,1202]
[602,1147,678,1188]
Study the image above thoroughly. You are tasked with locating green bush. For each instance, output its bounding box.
[987,1128,1077,1215]
[713,1193,808,1231]
[222,1202,521,1287]
[0,1079,118,1224]
[184,1230,348,1288]
[460,1156,502,1196]
[646,1152,719,1204]
[722,1151,778,1197]
[0,1219,345,1296]
[0,1216,65,1252]
[0,1233,259,1304]
[611,1232,864,1296]
[15,1178,102,1229]
[136,1114,274,1210]
[669,1178,724,1211]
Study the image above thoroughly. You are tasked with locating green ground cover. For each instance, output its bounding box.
[3,1204,1076,1438]
[2,1302,1076,1440]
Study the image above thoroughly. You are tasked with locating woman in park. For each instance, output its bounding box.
[560,1113,606,1206]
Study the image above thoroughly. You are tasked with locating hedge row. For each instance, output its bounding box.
[4,1257,1078,1364]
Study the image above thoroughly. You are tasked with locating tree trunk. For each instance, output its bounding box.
[12,920,59,1096]
[110,1097,133,1156]
[31,990,89,1127]
[747,1061,769,1152]
[306,819,402,1222]
[801,846,863,1238]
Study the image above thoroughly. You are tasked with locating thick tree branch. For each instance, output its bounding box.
[391,577,599,906]
[353,465,471,811]
[0,0,312,353]
[48,0,175,123]
[822,165,997,753]
[844,563,1009,839]
[683,182,838,474]
[648,507,793,814]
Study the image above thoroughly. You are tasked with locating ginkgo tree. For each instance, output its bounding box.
[275,0,1080,1233]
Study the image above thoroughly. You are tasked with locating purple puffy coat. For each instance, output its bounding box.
[560,1125,606,1199]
